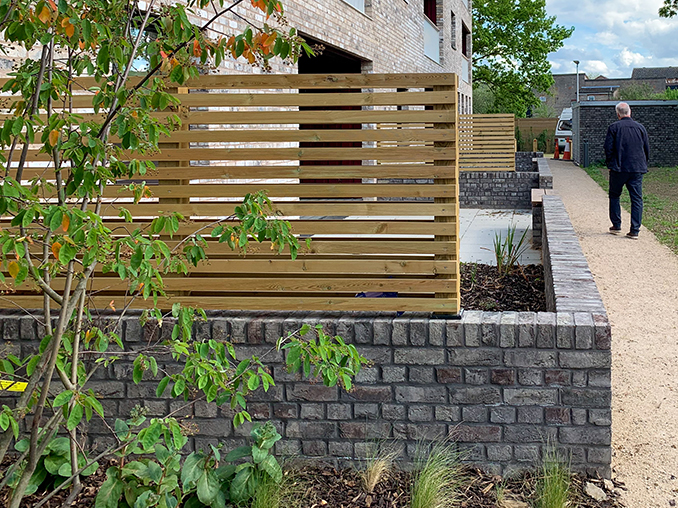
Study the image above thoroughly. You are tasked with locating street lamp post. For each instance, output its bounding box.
[574,60,580,103]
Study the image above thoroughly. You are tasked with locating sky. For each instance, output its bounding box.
[545,0,678,78]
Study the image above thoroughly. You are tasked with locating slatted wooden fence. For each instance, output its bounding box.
[0,73,460,313]
[458,114,516,171]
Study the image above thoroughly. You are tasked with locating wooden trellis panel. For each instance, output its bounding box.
[458,114,516,171]
[1,73,460,313]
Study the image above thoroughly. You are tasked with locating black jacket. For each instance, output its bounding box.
[604,117,650,173]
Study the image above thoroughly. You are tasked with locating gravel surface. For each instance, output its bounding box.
[550,160,678,508]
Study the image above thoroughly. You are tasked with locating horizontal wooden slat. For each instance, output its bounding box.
[157,128,456,144]
[103,184,456,199]
[0,73,458,91]
[3,220,456,236]
[19,164,455,180]
[182,240,459,256]
[11,90,456,109]
[92,202,457,217]
[1,295,459,312]
[14,147,456,163]
[0,110,456,125]
[15,276,457,293]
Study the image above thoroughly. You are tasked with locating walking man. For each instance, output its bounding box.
[604,102,650,239]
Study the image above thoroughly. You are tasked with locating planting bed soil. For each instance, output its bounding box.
[460,263,547,312]
[1,460,626,508]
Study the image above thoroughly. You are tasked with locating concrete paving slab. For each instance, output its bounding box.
[459,209,541,266]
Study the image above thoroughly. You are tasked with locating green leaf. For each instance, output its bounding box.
[142,421,162,450]
[25,463,48,496]
[53,390,74,407]
[133,361,143,384]
[156,376,170,397]
[67,403,84,431]
[147,460,163,483]
[225,445,252,462]
[251,445,267,464]
[196,471,220,505]
[260,454,283,483]
[247,374,260,391]
[181,452,204,489]
[44,454,68,475]
[122,461,149,479]
[172,377,185,397]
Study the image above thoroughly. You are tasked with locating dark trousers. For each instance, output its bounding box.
[609,170,644,234]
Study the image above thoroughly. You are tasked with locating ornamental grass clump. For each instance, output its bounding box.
[535,446,572,508]
[361,445,400,494]
[410,440,464,508]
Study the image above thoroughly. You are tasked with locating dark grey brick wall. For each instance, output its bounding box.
[515,152,544,172]
[1,307,611,477]
[573,101,678,167]
[459,172,538,209]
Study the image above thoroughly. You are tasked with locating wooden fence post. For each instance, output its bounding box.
[433,75,460,316]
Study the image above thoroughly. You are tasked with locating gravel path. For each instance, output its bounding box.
[550,160,678,508]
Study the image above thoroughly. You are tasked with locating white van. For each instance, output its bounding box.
[555,108,573,152]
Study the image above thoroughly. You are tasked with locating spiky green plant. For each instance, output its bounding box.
[535,447,571,508]
[493,224,529,275]
[410,440,464,508]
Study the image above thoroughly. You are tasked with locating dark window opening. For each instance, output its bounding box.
[298,37,364,187]
[424,0,437,24]
[451,11,457,49]
[461,22,471,58]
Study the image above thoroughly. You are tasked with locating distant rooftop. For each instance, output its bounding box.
[631,67,678,80]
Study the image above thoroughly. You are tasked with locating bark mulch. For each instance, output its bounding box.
[460,263,547,312]
[285,465,626,508]
[0,461,626,507]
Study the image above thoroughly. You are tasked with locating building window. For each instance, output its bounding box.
[461,22,471,58]
[341,0,365,13]
[587,96,596,101]
[451,11,457,49]
[424,0,437,24]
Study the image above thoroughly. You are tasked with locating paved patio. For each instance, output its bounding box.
[460,208,541,265]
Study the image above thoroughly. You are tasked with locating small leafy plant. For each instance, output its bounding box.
[4,436,98,497]
[492,224,529,275]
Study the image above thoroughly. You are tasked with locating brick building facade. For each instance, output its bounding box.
[0,0,473,106]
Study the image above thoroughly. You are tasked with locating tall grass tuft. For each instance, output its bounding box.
[535,447,571,508]
[250,470,302,508]
[410,440,465,508]
[361,446,399,494]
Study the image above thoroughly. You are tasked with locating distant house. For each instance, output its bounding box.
[541,66,678,115]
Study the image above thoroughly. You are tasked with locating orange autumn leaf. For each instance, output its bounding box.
[61,214,70,232]
[38,5,51,24]
[48,129,59,146]
[65,22,75,38]
[193,39,202,57]
[264,32,277,47]
[61,17,69,27]
[47,0,57,10]
[51,242,61,259]
[78,40,85,50]
[8,261,19,279]
[109,300,116,311]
